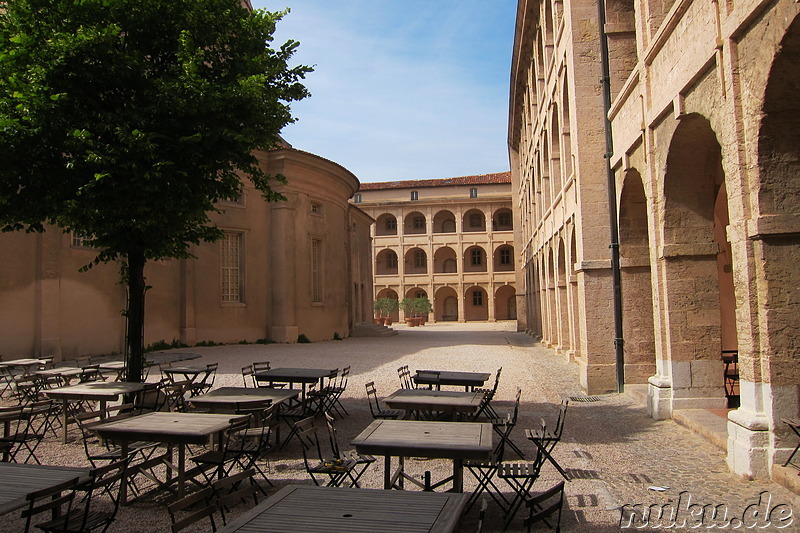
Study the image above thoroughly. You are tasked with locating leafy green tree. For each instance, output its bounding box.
[0,0,310,381]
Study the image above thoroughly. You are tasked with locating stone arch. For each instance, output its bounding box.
[618,169,656,384]
[375,248,398,276]
[660,113,730,409]
[463,209,486,233]
[494,244,515,272]
[432,210,456,233]
[404,247,427,275]
[376,288,399,322]
[403,211,426,235]
[433,247,458,274]
[556,237,569,354]
[561,76,573,179]
[463,245,488,273]
[753,14,800,463]
[551,103,563,192]
[435,286,459,322]
[545,246,557,347]
[464,285,489,321]
[405,287,428,299]
[542,139,552,207]
[376,213,397,236]
[495,285,517,321]
[492,208,514,231]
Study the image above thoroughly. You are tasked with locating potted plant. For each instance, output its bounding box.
[400,298,417,326]
[415,297,433,325]
[374,297,398,325]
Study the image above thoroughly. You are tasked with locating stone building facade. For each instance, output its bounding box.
[510,0,800,481]
[353,173,517,323]
[0,143,374,358]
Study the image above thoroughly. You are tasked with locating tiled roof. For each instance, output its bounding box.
[358,171,511,191]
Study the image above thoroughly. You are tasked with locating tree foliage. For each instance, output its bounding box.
[0,0,311,379]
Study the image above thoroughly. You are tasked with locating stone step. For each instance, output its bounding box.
[351,323,399,337]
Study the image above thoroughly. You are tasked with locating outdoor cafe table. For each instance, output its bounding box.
[352,419,492,493]
[383,388,484,421]
[45,381,147,443]
[96,361,127,381]
[413,370,491,391]
[253,367,337,403]
[0,358,47,376]
[217,485,468,533]
[0,462,89,516]
[93,411,244,502]
[188,387,301,413]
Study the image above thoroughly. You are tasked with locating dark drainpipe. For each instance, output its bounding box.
[597,0,625,392]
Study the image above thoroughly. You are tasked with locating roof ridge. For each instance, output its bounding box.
[358,171,511,191]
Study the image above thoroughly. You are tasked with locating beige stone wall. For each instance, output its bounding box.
[354,179,516,323]
[0,147,371,358]
[511,0,800,480]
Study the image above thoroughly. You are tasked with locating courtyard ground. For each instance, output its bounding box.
[9,322,800,532]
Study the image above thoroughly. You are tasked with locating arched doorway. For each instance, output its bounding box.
[464,286,489,321]
[433,247,458,273]
[495,285,517,320]
[376,288,399,322]
[435,286,459,321]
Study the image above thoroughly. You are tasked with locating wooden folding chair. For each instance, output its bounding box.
[167,486,218,533]
[524,481,566,532]
[20,477,79,533]
[526,398,569,479]
[365,381,403,420]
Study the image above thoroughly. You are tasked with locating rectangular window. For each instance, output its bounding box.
[413,216,425,229]
[311,238,323,302]
[353,194,362,203]
[472,290,483,306]
[411,191,418,201]
[310,202,323,215]
[387,252,398,268]
[470,187,478,198]
[414,250,425,268]
[221,232,244,303]
[500,249,512,265]
[471,249,482,265]
[71,232,92,249]
[498,213,511,226]
[386,218,397,230]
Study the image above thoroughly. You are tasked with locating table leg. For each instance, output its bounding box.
[453,458,463,493]
[384,455,391,489]
[177,444,186,498]
[61,399,69,444]
[120,441,130,504]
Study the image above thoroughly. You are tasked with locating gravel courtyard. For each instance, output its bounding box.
[7,322,799,532]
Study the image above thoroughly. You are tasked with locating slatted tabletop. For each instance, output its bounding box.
[189,387,301,412]
[217,485,468,533]
[413,370,491,390]
[253,368,337,402]
[383,389,484,419]
[0,463,89,516]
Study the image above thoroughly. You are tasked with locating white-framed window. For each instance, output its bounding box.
[411,191,419,201]
[500,248,512,265]
[71,232,92,249]
[413,216,425,229]
[353,193,362,203]
[471,249,483,266]
[414,250,426,268]
[470,187,478,198]
[221,232,244,304]
[472,290,483,306]
[311,238,323,302]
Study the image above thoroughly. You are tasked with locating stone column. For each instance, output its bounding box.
[270,202,298,343]
[35,231,62,358]
[179,257,197,345]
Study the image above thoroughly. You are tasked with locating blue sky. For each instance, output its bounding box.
[253,1,517,183]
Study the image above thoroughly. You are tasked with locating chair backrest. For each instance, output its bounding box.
[365,381,379,416]
[510,388,522,425]
[197,362,219,388]
[415,370,440,388]
[168,486,218,533]
[492,367,503,395]
[133,380,167,413]
[76,458,128,529]
[241,365,254,387]
[252,361,271,373]
[21,477,79,533]
[553,398,569,438]
[524,481,565,533]
[337,366,350,390]
[324,412,342,459]
[397,366,413,389]
[211,468,260,525]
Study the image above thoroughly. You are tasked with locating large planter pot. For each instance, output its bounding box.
[374,317,383,325]
[405,318,416,327]
[384,318,393,326]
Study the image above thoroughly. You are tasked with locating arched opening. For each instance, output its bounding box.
[618,169,656,384]
[561,77,573,179]
[464,286,489,321]
[376,213,397,236]
[404,247,427,275]
[494,245,515,272]
[492,208,514,232]
[545,248,556,346]
[433,210,456,233]
[551,104,563,192]
[661,113,730,407]
[403,211,426,235]
[463,209,486,233]
[463,245,488,273]
[556,238,569,354]
[495,285,517,321]
[433,247,458,273]
[435,286,459,322]
[754,15,800,462]
[568,228,580,359]
[376,288,399,322]
[375,249,399,276]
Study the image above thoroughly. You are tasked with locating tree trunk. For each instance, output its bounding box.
[125,250,146,383]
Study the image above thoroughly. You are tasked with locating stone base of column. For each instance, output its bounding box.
[647,375,672,419]
[578,358,618,395]
[180,328,196,346]
[271,325,299,344]
[727,409,771,480]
